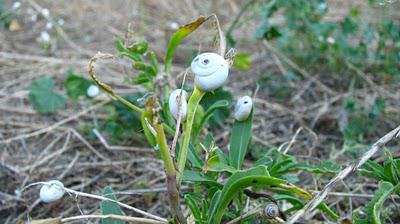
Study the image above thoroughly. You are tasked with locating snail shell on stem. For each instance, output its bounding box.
[191,52,229,91]
[264,203,279,219]
[169,89,188,121]
[39,180,65,203]
[234,96,253,121]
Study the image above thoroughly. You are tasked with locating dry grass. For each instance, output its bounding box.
[1,0,400,223]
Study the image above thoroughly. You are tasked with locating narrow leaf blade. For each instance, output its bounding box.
[228,109,254,169]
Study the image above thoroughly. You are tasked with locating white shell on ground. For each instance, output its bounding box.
[190,52,229,91]
[234,96,253,121]
[87,84,100,97]
[39,180,65,203]
[169,89,188,121]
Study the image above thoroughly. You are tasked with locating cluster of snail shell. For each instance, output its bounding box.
[169,52,253,122]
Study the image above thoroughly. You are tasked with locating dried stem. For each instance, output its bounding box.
[88,52,143,113]
[207,14,226,57]
[170,68,189,157]
[62,214,166,224]
[287,125,400,224]
[64,188,167,222]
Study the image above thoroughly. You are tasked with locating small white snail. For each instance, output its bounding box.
[87,84,99,97]
[191,52,229,91]
[39,180,65,203]
[264,203,279,219]
[234,96,253,121]
[169,89,188,121]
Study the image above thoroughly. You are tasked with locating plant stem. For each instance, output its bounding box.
[176,86,205,185]
[154,122,175,176]
[154,120,186,224]
[113,94,144,113]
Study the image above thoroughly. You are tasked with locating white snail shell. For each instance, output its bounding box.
[87,84,99,97]
[264,203,279,218]
[169,89,188,121]
[191,52,229,91]
[234,96,253,121]
[39,180,65,203]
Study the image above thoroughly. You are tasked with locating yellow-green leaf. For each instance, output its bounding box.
[164,16,206,73]
[232,52,251,71]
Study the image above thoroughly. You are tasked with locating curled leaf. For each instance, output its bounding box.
[88,52,115,95]
[88,52,143,113]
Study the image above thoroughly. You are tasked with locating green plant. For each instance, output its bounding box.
[355,150,400,223]
[81,15,343,223]
[101,186,126,224]
[36,13,400,224]
[0,0,14,28]
[29,77,66,113]
[339,96,385,143]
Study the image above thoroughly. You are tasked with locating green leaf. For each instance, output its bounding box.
[194,100,229,138]
[29,77,66,113]
[297,161,341,174]
[254,155,274,166]
[228,109,253,169]
[268,156,298,177]
[183,170,222,188]
[232,52,252,71]
[164,16,206,73]
[208,165,310,224]
[147,51,160,74]
[114,38,142,61]
[341,17,359,35]
[64,69,92,100]
[207,154,236,173]
[127,40,148,54]
[188,144,204,169]
[261,26,282,40]
[101,186,125,224]
[360,160,388,182]
[104,93,146,142]
[113,94,144,132]
[275,194,304,208]
[200,88,233,127]
[201,199,209,222]
[199,100,229,129]
[133,72,152,85]
[354,181,400,224]
[184,194,202,223]
[208,190,222,223]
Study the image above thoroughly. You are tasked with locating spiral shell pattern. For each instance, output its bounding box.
[191,52,229,91]
[264,203,279,219]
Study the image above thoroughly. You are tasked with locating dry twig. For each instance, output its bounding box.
[287,125,400,224]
